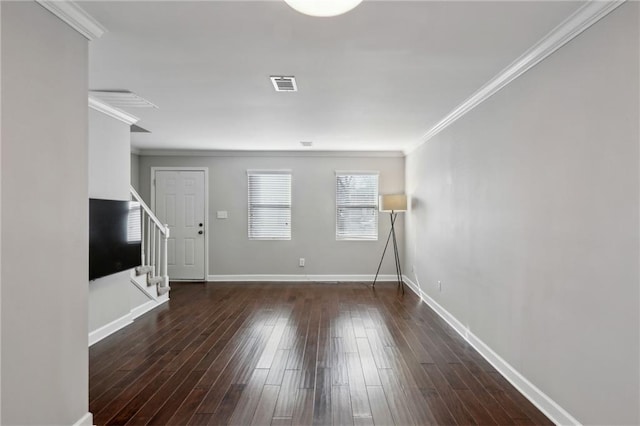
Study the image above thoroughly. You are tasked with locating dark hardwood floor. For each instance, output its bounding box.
[89,282,552,425]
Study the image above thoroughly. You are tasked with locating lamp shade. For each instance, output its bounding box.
[379,194,407,212]
[284,0,363,17]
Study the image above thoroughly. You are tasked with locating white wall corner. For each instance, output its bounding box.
[89,96,139,125]
[402,275,582,426]
[404,0,626,155]
[72,412,93,426]
[36,1,106,40]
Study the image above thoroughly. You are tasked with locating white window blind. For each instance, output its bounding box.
[127,201,142,243]
[248,170,292,240]
[336,172,379,240]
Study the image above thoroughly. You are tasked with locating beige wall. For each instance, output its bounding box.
[404,4,639,425]
[1,2,89,424]
[139,154,404,277]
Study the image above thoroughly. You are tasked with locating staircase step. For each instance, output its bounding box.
[147,276,164,286]
[158,285,170,295]
[135,265,153,276]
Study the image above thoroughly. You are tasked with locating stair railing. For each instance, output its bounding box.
[130,186,170,295]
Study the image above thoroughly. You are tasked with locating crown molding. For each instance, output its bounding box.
[405,0,626,155]
[36,1,106,41]
[89,96,139,125]
[137,149,405,158]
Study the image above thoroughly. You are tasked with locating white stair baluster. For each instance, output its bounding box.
[146,216,151,269]
[150,224,156,276]
[162,224,169,289]
[130,185,170,296]
[140,210,146,266]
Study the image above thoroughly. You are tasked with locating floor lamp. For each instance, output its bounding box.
[373,194,407,294]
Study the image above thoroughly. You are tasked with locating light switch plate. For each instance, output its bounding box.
[216,211,228,219]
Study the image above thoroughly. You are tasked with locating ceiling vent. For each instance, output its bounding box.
[270,76,297,92]
[89,90,158,108]
[300,141,313,147]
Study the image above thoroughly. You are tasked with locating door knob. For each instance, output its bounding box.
[198,230,203,235]
[199,223,203,227]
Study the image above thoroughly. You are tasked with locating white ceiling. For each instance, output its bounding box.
[81,0,581,152]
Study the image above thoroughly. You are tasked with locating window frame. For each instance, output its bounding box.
[247,169,292,241]
[335,171,379,241]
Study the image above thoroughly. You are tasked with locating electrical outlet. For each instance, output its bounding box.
[437,280,442,291]
[299,258,305,267]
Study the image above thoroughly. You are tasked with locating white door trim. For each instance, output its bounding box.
[151,167,209,281]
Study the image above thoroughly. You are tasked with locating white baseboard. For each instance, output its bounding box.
[88,313,133,347]
[73,413,93,426]
[206,274,399,282]
[131,293,169,320]
[402,275,580,426]
[89,294,169,347]
[72,411,93,426]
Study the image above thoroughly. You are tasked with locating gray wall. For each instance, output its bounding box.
[139,154,404,277]
[89,109,130,201]
[88,110,148,333]
[1,2,89,424]
[131,152,140,192]
[404,4,639,425]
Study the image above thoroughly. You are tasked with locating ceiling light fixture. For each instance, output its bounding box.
[284,0,363,17]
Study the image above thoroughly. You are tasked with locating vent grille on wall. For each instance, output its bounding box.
[90,90,158,108]
[270,76,297,92]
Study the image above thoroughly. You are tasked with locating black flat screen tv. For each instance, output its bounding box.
[89,198,142,281]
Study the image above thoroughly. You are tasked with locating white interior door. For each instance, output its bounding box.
[154,170,206,280]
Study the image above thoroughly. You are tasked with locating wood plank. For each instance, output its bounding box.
[313,367,332,425]
[331,385,354,426]
[271,417,293,426]
[266,349,290,385]
[345,352,372,418]
[449,362,514,424]
[355,338,381,386]
[257,319,288,369]
[206,384,244,426]
[353,416,374,426]
[422,363,477,425]
[331,338,349,386]
[378,368,417,426]
[366,386,394,426]
[251,385,281,425]
[273,370,301,417]
[291,389,314,426]
[364,329,392,369]
[228,369,269,425]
